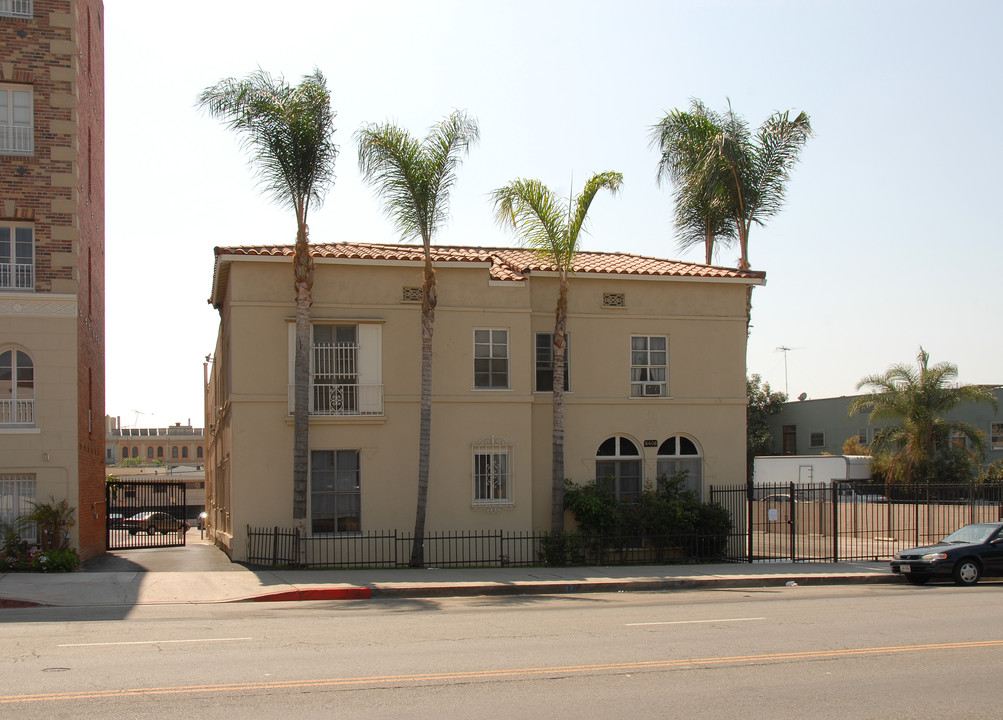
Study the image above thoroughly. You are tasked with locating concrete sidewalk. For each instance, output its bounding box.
[0,534,897,607]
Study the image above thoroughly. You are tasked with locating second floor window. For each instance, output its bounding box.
[295,323,383,416]
[0,349,33,426]
[0,86,33,155]
[313,325,358,413]
[0,225,34,290]
[630,336,667,397]
[474,329,508,389]
[535,333,570,393]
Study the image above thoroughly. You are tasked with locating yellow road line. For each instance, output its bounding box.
[4,639,1001,704]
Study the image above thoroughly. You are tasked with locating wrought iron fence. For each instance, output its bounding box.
[711,481,1003,563]
[245,481,1003,568]
[244,526,731,568]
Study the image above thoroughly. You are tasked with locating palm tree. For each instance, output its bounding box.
[356,111,479,567]
[198,69,339,531]
[649,101,735,264]
[848,348,998,484]
[491,172,623,535]
[651,100,812,270]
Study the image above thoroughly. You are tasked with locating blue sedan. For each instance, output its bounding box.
[891,522,1003,586]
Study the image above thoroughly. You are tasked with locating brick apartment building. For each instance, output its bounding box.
[0,0,105,559]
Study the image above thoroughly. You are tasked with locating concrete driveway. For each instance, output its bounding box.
[82,529,241,573]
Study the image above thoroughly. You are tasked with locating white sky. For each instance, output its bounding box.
[103,0,1003,429]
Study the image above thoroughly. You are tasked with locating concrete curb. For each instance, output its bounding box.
[229,573,899,603]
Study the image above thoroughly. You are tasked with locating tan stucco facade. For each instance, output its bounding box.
[205,247,759,561]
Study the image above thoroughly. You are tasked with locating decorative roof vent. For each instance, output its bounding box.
[401,286,422,303]
[602,292,625,308]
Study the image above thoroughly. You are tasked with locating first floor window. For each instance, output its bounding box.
[657,435,703,501]
[596,436,642,503]
[0,349,34,425]
[809,431,825,449]
[311,449,361,533]
[535,333,570,392]
[0,473,35,543]
[474,329,509,389]
[472,436,512,504]
[0,85,33,154]
[630,336,667,397]
[992,423,1003,451]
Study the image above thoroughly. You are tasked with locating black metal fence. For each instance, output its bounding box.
[245,526,730,569]
[710,480,1003,563]
[245,481,1003,568]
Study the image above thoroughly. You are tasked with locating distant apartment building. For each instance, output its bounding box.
[105,416,206,468]
[0,1,105,559]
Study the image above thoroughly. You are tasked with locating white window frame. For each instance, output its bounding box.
[992,422,1003,451]
[310,449,361,534]
[0,348,34,427]
[595,435,643,503]
[0,84,33,155]
[287,322,383,416]
[534,332,570,393]
[472,435,513,505]
[0,224,34,290]
[656,435,703,501]
[0,473,36,543]
[0,1,33,19]
[630,335,667,397]
[473,328,509,390]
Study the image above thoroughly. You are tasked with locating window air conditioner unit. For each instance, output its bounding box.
[643,384,662,396]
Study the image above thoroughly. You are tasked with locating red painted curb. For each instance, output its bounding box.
[247,587,372,602]
[0,598,42,608]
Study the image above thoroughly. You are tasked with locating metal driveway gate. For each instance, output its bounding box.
[711,481,1003,563]
[106,480,187,550]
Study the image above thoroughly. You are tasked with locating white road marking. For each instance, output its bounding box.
[626,617,765,626]
[57,637,253,647]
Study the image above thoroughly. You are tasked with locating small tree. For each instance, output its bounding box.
[19,497,76,551]
[747,374,787,479]
[850,348,998,484]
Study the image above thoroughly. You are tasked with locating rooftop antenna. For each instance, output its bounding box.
[776,346,792,397]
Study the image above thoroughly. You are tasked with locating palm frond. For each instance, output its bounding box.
[356,110,479,247]
[197,68,338,222]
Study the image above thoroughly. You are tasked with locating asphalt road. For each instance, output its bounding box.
[2,583,1002,718]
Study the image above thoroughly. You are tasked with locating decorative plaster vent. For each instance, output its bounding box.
[401,286,422,303]
[602,292,625,308]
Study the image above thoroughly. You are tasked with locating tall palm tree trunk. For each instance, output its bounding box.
[410,257,437,567]
[551,279,569,535]
[292,223,313,543]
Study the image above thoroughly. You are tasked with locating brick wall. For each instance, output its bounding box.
[73,0,105,561]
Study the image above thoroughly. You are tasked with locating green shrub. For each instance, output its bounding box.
[561,471,732,563]
[0,526,80,572]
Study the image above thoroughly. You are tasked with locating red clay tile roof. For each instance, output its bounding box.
[211,242,764,306]
[216,242,763,277]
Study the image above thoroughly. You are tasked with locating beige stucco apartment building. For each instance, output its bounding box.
[205,243,763,562]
